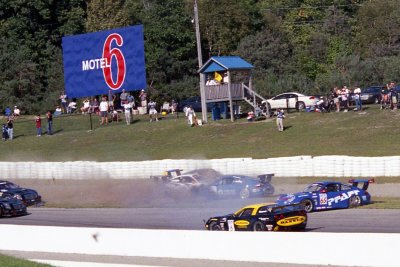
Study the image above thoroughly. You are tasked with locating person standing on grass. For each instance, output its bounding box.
[99,96,109,125]
[35,114,42,136]
[148,99,158,122]
[123,102,132,125]
[46,110,53,135]
[276,108,285,132]
[6,116,14,140]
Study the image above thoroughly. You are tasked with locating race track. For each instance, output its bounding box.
[1,196,400,233]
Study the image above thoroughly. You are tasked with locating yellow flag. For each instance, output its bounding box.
[214,72,222,82]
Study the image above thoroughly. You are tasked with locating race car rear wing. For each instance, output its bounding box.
[348,179,375,190]
[257,173,274,183]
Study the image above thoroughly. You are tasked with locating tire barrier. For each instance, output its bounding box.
[2,155,400,180]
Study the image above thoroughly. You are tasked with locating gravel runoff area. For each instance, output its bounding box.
[9,174,400,209]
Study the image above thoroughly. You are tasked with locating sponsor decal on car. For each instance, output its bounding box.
[327,190,360,206]
[319,193,327,205]
[277,216,306,227]
[234,220,250,228]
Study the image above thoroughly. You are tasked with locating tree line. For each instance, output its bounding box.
[1,0,399,114]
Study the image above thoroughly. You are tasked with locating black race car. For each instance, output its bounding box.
[0,180,42,206]
[205,202,307,231]
[208,174,275,199]
[0,197,27,217]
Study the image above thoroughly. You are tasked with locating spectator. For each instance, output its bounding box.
[223,73,229,84]
[6,116,14,140]
[120,89,128,107]
[60,92,68,113]
[2,124,8,141]
[35,114,42,137]
[186,105,196,126]
[68,100,77,113]
[80,98,90,114]
[353,87,362,111]
[108,90,116,112]
[54,106,62,116]
[128,93,135,107]
[4,107,11,117]
[389,83,398,110]
[171,100,178,117]
[148,99,158,122]
[247,111,255,122]
[276,108,285,132]
[334,87,341,112]
[139,89,147,107]
[99,96,109,125]
[341,86,349,112]
[206,77,217,86]
[91,97,100,114]
[123,102,132,125]
[13,106,20,117]
[46,110,53,135]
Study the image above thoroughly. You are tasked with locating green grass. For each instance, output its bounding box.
[362,197,400,209]
[0,254,52,267]
[2,105,400,161]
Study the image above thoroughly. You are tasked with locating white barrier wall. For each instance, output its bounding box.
[2,156,400,179]
[0,224,397,267]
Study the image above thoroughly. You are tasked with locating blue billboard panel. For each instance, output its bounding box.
[62,25,146,98]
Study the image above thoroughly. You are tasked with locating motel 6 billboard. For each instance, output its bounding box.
[62,25,146,98]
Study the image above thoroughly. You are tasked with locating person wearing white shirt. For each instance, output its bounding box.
[123,102,132,125]
[99,97,109,125]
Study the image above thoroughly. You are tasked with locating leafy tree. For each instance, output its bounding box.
[86,0,130,32]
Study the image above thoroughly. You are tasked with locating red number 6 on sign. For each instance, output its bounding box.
[102,33,126,90]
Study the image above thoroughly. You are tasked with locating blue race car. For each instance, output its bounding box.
[276,179,374,212]
[208,174,275,199]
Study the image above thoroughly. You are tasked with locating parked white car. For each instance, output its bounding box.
[263,92,319,110]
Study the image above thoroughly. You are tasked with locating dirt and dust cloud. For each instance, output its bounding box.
[9,170,399,209]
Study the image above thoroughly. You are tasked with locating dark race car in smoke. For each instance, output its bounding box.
[0,180,43,206]
[208,174,275,199]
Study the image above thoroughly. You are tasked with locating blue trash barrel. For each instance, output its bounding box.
[212,106,221,120]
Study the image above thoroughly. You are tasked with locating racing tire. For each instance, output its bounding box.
[301,199,314,213]
[252,221,265,231]
[296,223,307,231]
[296,101,305,111]
[239,188,250,199]
[208,221,222,231]
[349,195,362,208]
[265,186,275,195]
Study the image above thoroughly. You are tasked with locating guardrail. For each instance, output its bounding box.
[0,224,396,266]
[1,156,400,180]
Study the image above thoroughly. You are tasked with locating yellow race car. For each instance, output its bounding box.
[204,202,307,231]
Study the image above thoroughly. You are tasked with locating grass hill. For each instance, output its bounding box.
[1,105,400,162]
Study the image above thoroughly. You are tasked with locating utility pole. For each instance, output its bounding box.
[194,0,207,123]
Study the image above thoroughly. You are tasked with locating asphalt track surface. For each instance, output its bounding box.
[1,197,400,233]
[2,198,399,267]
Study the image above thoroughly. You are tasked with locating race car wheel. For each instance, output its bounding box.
[252,221,265,231]
[239,188,250,199]
[209,221,222,231]
[301,199,314,213]
[349,195,362,208]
